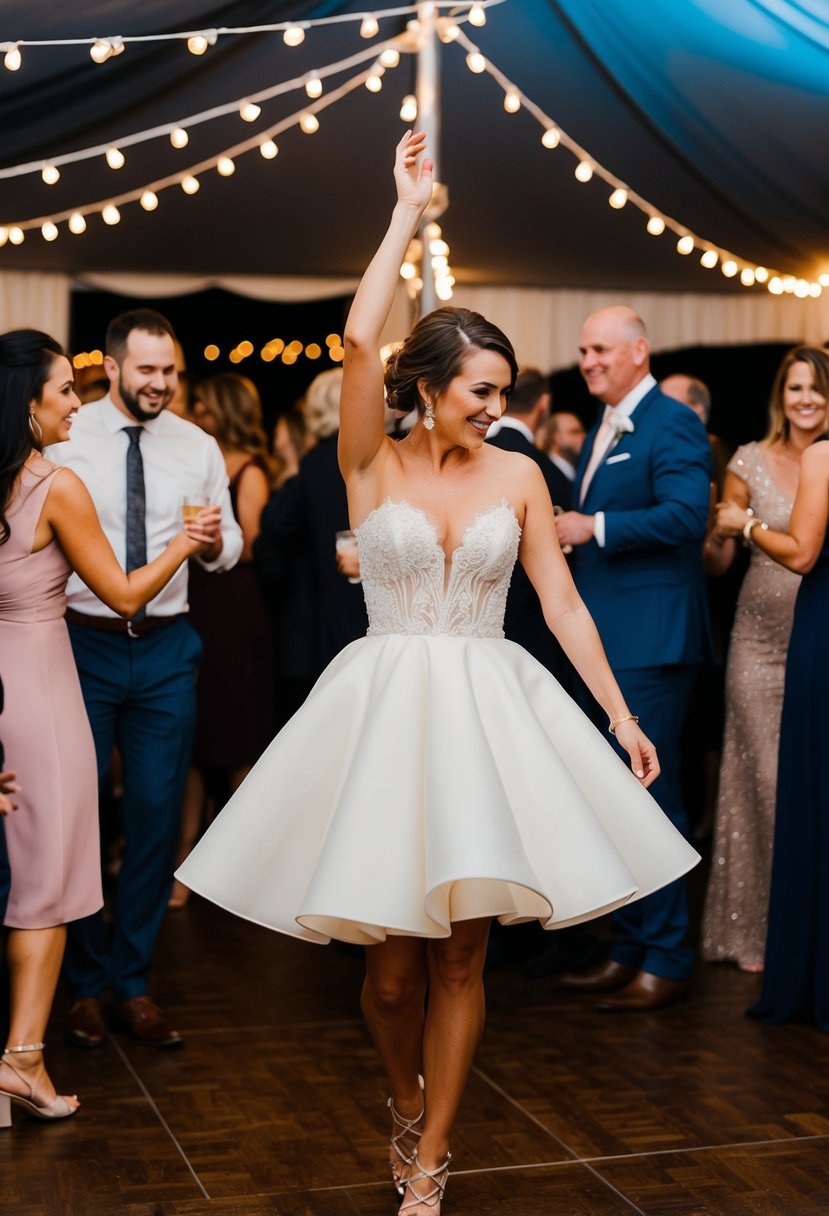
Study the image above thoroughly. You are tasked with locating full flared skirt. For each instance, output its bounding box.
[178,633,699,945]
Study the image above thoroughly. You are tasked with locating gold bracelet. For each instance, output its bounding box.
[609,713,639,735]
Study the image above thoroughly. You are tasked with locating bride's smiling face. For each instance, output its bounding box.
[422,348,512,447]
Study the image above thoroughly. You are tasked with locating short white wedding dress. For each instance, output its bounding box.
[177,499,698,944]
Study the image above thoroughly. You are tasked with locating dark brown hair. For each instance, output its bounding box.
[384,307,517,416]
[105,308,176,363]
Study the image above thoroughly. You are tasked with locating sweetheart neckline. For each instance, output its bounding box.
[355,497,518,568]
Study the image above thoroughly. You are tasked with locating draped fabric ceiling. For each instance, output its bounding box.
[1,0,829,364]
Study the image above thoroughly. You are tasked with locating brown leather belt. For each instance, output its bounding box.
[65,608,185,639]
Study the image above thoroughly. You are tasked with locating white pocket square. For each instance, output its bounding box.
[605,452,632,465]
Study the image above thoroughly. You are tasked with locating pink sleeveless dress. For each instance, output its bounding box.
[0,456,102,927]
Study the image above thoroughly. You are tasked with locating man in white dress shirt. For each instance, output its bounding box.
[49,309,242,1048]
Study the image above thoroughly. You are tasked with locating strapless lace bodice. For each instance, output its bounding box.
[355,499,520,638]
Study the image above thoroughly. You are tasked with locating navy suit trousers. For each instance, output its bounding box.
[576,664,697,981]
[64,618,201,1001]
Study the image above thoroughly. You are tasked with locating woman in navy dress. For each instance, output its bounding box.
[716,434,829,1029]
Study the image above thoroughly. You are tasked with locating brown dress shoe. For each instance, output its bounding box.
[110,997,183,1048]
[559,958,638,993]
[65,997,109,1048]
[597,970,691,1012]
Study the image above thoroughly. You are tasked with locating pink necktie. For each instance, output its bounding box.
[579,411,615,503]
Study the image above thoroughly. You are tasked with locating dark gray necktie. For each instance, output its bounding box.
[124,426,147,621]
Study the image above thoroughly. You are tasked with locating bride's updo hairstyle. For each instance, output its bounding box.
[0,329,65,544]
[384,307,517,417]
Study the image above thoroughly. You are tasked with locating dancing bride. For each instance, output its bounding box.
[178,132,697,1214]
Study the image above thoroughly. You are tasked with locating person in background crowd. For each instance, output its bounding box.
[661,373,729,498]
[273,407,314,488]
[538,410,586,498]
[715,426,829,1030]
[166,339,191,419]
[556,306,711,1012]
[0,329,213,1121]
[47,310,242,1051]
[170,373,275,908]
[701,347,829,973]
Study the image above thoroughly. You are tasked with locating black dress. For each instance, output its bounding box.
[188,457,274,770]
[748,438,829,1030]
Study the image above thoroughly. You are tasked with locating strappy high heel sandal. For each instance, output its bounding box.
[388,1074,425,1193]
[399,1152,451,1214]
[0,1042,79,1126]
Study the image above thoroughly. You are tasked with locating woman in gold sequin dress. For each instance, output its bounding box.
[701,347,829,971]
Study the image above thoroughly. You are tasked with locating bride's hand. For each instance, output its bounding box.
[393,130,433,212]
[613,720,660,788]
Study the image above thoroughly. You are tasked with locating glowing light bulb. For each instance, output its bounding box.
[647,216,665,236]
[187,35,209,55]
[217,157,235,176]
[541,127,560,149]
[0,228,7,247]
[740,267,755,286]
[8,227,24,245]
[574,160,593,183]
[89,39,113,63]
[3,43,21,71]
[41,164,61,186]
[794,278,810,298]
[782,275,796,293]
[240,101,261,122]
[441,22,460,41]
[170,127,189,149]
[700,249,718,269]
[360,15,379,38]
[140,190,159,211]
[380,48,400,68]
[283,25,305,47]
[68,212,87,234]
[102,204,121,226]
[608,188,627,209]
[721,259,738,277]
[466,52,486,73]
[260,139,278,160]
[300,112,320,134]
[423,224,441,241]
[755,267,769,284]
[469,4,487,26]
[503,89,520,114]
[204,345,220,361]
[399,94,417,122]
[306,343,322,360]
[768,277,783,294]
[181,175,200,195]
[105,146,125,170]
[366,70,384,93]
[676,235,694,255]
[809,283,822,298]
[400,261,417,280]
[305,73,322,99]
[41,221,59,241]
[429,239,449,257]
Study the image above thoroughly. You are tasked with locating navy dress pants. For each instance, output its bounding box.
[64,618,201,1002]
[577,664,697,982]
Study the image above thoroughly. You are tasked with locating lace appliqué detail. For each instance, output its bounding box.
[355,499,520,639]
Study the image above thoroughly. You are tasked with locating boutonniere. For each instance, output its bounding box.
[610,413,635,438]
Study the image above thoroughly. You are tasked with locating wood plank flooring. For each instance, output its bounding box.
[2,897,828,1215]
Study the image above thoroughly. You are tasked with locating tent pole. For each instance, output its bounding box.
[415,3,441,319]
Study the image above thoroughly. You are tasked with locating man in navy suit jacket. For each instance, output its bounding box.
[555,307,710,1011]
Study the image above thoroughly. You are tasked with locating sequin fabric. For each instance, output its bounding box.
[355,499,520,639]
[702,442,800,968]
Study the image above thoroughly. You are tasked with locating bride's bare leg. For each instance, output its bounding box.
[417,917,491,1169]
[362,936,428,1117]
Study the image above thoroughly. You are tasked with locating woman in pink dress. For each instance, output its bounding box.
[0,330,217,1127]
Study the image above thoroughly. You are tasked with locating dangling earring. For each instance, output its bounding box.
[28,411,43,446]
[423,400,435,431]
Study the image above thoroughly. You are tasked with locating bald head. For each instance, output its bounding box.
[579,307,650,406]
[660,373,712,424]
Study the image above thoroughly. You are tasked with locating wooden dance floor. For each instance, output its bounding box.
[3,895,828,1215]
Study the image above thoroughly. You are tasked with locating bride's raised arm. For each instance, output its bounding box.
[338,131,433,479]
